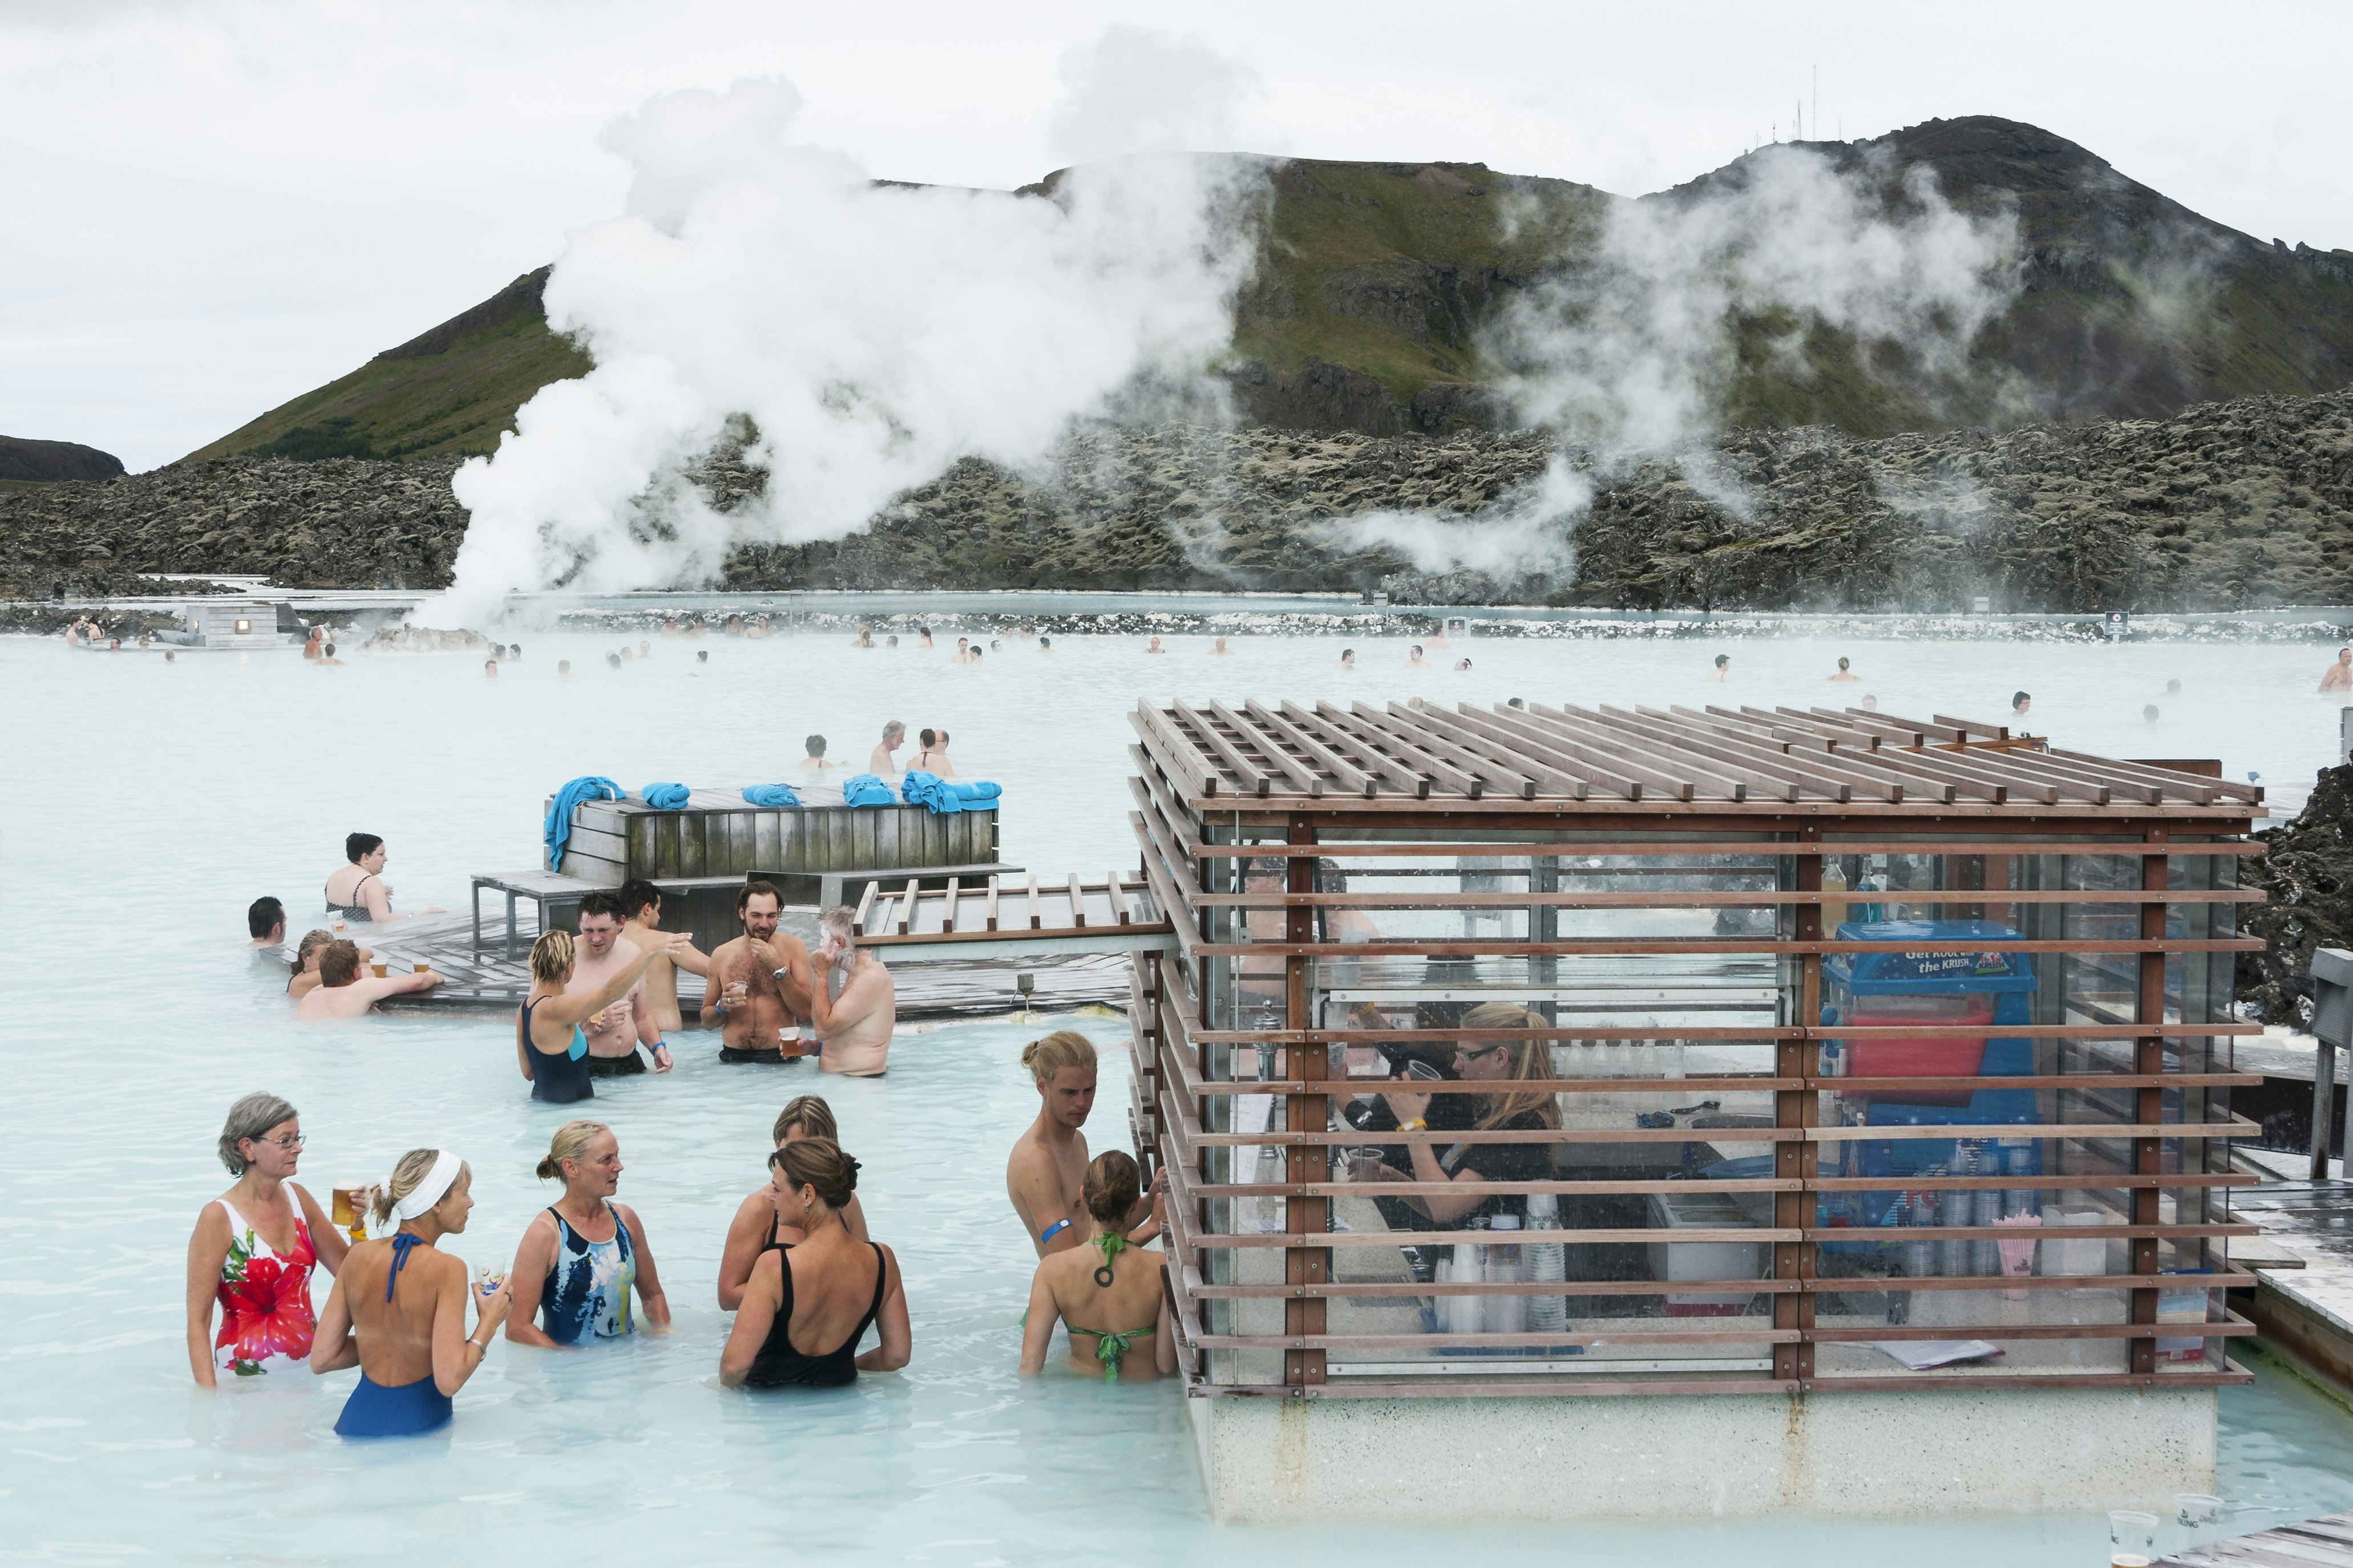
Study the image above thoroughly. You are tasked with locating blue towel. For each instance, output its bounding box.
[900,771,1003,815]
[840,773,896,808]
[545,776,622,870]
[641,782,692,811]
[741,783,802,808]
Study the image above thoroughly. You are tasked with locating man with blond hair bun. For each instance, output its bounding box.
[1004,1031,1159,1257]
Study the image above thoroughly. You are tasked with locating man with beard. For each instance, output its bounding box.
[700,881,815,1064]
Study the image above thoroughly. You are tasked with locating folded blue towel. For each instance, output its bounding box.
[545,776,622,870]
[741,783,802,808]
[840,773,897,808]
[899,771,1003,815]
[641,782,692,811]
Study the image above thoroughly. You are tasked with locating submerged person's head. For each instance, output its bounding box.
[773,1094,839,1148]
[882,720,904,747]
[217,1091,302,1178]
[805,734,827,759]
[818,904,858,959]
[368,1147,474,1232]
[770,1135,858,1222]
[919,727,937,749]
[558,659,571,676]
[318,941,363,988]
[738,881,782,939]
[529,929,577,988]
[294,928,334,974]
[1022,1030,1099,1128]
[536,1119,620,1194]
[696,650,707,663]
[1083,1150,1141,1231]
[2012,690,2031,714]
[1713,654,1730,671]
[607,653,622,668]
[2144,703,2161,721]
[248,896,285,941]
[484,659,499,676]
[1837,657,1850,672]
[346,833,386,868]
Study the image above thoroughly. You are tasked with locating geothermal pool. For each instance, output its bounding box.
[6,622,2353,1565]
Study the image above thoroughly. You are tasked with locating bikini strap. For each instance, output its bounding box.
[1090,1231,1126,1288]
[386,1232,421,1301]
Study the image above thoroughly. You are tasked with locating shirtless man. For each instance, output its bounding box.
[870,721,905,775]
[295,941,442,1020]
[617,878,709,1034]
[700,881,814,1064]
[1405,643,1428,668]
[807,906,894,1077]
[1005,1030,1157,1256]
[1707,653,1732,683]
[569,890,672,1076]
[1210,637,1233,656]
[248,897,286,950]
[2322,649,2352,693]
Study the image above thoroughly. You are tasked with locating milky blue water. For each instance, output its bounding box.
[5,624,2351,1565]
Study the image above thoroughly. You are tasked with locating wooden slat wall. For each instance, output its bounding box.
[1125,721,2261,1401]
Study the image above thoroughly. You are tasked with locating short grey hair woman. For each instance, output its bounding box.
[184,1092,350,1385]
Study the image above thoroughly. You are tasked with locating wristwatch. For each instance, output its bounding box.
[771,967,789,983]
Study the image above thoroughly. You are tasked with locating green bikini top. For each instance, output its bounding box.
[1078,1232,1152,1381]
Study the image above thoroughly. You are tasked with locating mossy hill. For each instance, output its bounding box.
[178,117,2353,467]
[181,267,592,465]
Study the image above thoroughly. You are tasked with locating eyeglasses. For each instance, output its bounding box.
[1453,1045,1505,1064]
[250,1133,306,1149]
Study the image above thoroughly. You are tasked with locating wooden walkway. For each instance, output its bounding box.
[269,906,1133,1019]
[852,872,1174,962]
[2162,1509,2353,1565]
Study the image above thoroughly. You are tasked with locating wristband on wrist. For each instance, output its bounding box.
[1399,1117,1426,1132]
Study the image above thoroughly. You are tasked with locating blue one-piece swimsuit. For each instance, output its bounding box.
[335,1234,455,1439]
[524,996,594,1104]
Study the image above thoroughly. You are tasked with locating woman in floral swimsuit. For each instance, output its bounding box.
[184,1092,350,1384]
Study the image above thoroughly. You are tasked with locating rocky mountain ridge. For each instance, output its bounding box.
[6,388,2350,613]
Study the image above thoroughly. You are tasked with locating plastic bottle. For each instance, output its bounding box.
[1820,855,1848,931]
[1445,1230,1485,1338]
[1486,1214,1527,1338]
[1524,1193,1569,1339]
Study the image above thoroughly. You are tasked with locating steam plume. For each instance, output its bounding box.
[422,71,1258,623]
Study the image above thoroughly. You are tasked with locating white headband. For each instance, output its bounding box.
[391,1149,463,1221]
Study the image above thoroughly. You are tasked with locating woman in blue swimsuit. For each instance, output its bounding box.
[310,1148,511,1437]
[518,929,686,1104]
[506,1121,670,1346]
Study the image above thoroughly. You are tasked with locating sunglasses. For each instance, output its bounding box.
[1453,1044,1505,1065]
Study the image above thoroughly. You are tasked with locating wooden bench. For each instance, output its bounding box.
[755,862,1022,912]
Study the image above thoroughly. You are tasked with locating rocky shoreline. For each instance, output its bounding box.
[4,388,2350,614]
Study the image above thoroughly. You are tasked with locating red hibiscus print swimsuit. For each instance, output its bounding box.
[214,1197,318,1376]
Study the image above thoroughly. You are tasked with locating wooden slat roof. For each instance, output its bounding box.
[1129,700,2263,813]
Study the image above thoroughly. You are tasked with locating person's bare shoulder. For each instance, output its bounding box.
[772,930,811,962]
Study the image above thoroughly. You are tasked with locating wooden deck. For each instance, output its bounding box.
[270,906,1133,1019]
[852,872,1175,962]
[2162,1509,2353,1565]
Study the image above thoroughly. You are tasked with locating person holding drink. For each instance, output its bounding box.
[309,1148,508,1437]
[517,927,689,1104]
[185,1092,351,1385]
[506,1121,670,1346]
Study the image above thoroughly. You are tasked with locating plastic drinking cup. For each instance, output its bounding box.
[2109,1509,2158,1566]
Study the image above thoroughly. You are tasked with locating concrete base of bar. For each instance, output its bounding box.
[1186,1386,2215,1521]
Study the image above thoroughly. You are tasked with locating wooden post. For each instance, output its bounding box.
[2133,827,2169,1376]
[1284,814,1328,1389]
[1782,828,1822,1385]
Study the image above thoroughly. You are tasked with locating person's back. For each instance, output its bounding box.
[1020,1150,1170,1381]
[337,1237,457,1387]
[1036,1233,1166,1381]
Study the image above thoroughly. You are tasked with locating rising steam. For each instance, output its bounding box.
[423,69,1259,623]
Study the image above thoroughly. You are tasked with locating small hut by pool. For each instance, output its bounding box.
[1126,698,2262,1520]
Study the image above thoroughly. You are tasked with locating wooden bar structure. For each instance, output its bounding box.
[1129,699,2267,1405]
[848,873,1174,962]
[522,786,1008,956]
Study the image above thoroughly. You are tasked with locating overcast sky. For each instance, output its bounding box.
[6,0,2348,472]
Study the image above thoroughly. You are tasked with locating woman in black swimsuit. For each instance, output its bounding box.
[719,1138,909,1388]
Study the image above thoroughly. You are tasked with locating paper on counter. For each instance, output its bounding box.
[1868,1339,2005,1371]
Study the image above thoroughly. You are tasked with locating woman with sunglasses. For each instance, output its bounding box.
[185,1093,351,1385]
[1349,1002,1560,1226]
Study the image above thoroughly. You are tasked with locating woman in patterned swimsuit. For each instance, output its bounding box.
[184,1092,350,1384]
[506,1121,671,1347]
